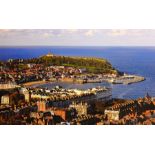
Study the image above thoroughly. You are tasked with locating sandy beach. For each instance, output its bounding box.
[22,78,84,87]
[22,80,49,87]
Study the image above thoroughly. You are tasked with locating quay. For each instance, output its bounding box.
[105,75,145,85]
[56,74,145,85]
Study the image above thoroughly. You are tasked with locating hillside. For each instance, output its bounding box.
[28,55,118,74]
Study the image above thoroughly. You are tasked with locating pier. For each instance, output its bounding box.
[105,75,145,85]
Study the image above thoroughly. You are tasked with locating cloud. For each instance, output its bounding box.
[66,29,79,33]
[84,30,97,36]
[107,29,147,37]
[1,29,155,46]
[0,29,11,33]
[108,30,128,36]
[42,32,53,38]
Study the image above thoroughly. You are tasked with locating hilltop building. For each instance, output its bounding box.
[45,52,54,57]
[39,51,55,58]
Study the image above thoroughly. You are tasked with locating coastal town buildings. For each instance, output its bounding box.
[0,53,153,125]
[0,82,19,90]
[69,102,90,116]
[1,95,10,105]
[29,86,112,106]
[53,108,68,121]
[0,89,155,125]
[20,88,30,102]
[37,101,46,112]
[104,110,120,121]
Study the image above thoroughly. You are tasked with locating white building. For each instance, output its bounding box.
[1,95,10,105]
[31,94,50,100]
[45,52,54,57]
[0,83,19,90]
[20,88,30,102]
[104,110,120,121]
[69,102,89,116]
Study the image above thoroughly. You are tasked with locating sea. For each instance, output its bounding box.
[0,46,155,99]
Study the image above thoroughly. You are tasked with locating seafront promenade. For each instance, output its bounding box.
[0,82,20,90]
[23,80,49,87]
[21,74,145,88]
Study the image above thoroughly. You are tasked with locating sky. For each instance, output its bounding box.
[0,29,155,46]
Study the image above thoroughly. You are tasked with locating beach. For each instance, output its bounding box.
[23,80,49,87]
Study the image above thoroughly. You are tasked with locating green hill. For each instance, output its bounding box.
[28,55,118,74]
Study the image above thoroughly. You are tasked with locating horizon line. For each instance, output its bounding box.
[1,45,155,47]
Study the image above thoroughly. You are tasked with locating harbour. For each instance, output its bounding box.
[0,46,154,99]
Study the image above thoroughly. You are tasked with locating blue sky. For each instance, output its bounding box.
[0,29,155,46]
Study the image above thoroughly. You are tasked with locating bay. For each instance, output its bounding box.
[0,46,155,99]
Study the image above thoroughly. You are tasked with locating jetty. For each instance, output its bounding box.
[106,75,145,85]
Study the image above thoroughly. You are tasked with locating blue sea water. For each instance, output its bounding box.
[0,46,155,99]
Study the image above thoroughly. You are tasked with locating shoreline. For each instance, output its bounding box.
[22,80,49,87]
[22,74,145,88]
